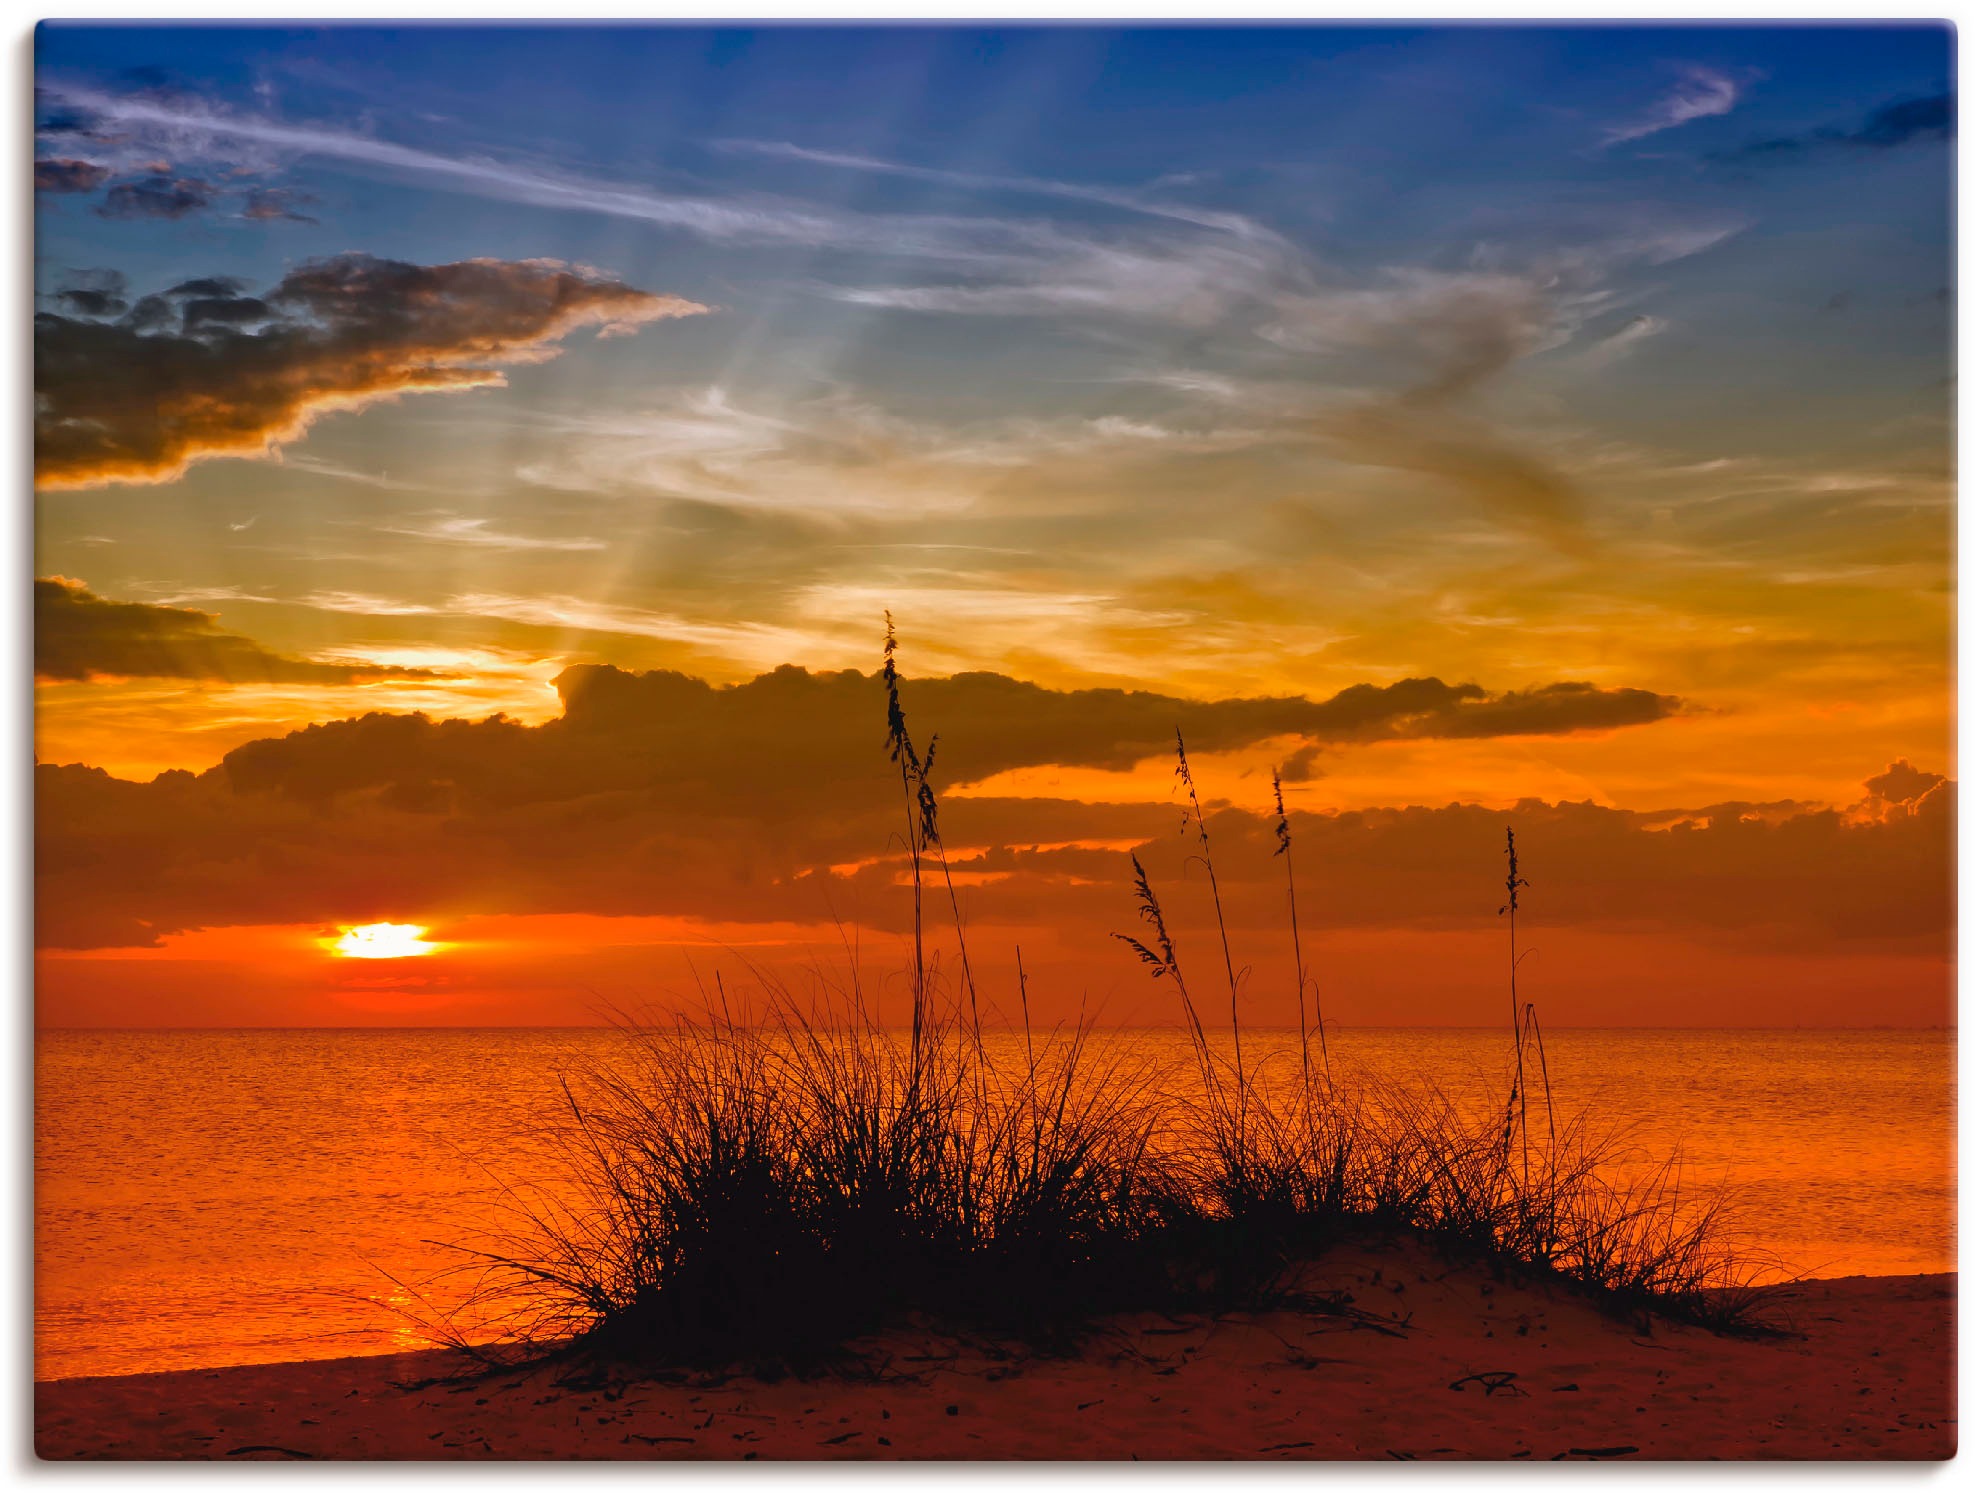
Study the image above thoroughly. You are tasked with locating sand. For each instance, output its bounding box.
[34,1240,1955,1461]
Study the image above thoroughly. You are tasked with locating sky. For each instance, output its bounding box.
[32,23,1954,1027]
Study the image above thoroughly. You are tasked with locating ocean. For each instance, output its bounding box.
[34,1026,1954,1381]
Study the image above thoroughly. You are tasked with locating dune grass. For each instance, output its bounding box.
[426,624,1773,1372]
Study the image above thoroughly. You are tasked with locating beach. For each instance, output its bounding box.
[35,1240,1955,1461]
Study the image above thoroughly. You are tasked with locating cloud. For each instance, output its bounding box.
[1604,66,1743,146]
[30,665,1940,960]
[1262,225,1736,547]
[96,173,215,219]
[371,515,609,553]
[714,137,1281,243]
[49,268,129,319]
[34,158,110,193]
[172,664,1679,813]
[241,185,318,223]
[1582,313,1667,366]
[38,81,851,244]
[36,82,1300,330]
[1723,92,1953,161]
[827,229,1294,324]
[515,386,1269,520]
[1273,268,1592,543]
[1279,743,1324,782]
[1389,681,1679,739]
[542,665,1682,787]
[1865,758,1945,806]
[1848,93,1955,148]
[35,576,450,686]
[34,252,709,489]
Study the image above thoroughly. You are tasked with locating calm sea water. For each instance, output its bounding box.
[35,1027,1955,1381]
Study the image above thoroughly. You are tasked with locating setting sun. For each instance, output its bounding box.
[332,923,439,960]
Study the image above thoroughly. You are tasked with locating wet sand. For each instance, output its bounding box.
[35,1240,1955,1461]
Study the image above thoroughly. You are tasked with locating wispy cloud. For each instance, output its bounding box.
[40,82,850,244]
[40,81,1303,329]
[302,587,830,670]
[828,230,1294,323]
[1251,224,1740,548]
[1581,313,1669,368]
[371,515,609,553]
[714,137,1281,243]
[1604,66,1743,146]
[513,386,1270,517]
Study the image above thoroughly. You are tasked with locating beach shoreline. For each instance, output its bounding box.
[34,1242,1957,1461]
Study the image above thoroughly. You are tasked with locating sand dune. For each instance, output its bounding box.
[35,1241,1954,1461]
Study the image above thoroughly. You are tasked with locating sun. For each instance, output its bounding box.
[332,923,441,959]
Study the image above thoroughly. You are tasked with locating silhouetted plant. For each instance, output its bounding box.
[882,613,981,1054]
[1174,731,1247,1106]
[1272,765,1326,1091]
[1498,827,1531,1174]
[421,627,1771,1373]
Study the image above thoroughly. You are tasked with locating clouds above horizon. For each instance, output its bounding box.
[34,253,706,488]
[31,655,1942,953]
[35,576,447,686]
[195,660,1683,802]
[31,655,1696,948]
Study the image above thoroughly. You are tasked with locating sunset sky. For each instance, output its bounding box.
[34,23,1953,1027]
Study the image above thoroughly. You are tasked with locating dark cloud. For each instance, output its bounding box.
[51,268,129,319]
[181,294,274,333]
[1723,92,1953,162]
[34,576,449,688]
[1403,681,1678,739]
[35,253,709,489]
[97,174,216,220]
[202,664,1677,810]
[53,288,124,317]
[33,99,95,137]
[31,659,1698,948]
[547,663,1680,787]
[1841,92,1952,148]
[166,276,248,298]
[1279,743,1324,783]
[34,158,111,194]
[1865,758,1946,806]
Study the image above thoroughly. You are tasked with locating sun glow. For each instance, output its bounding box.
[332,923,440,959]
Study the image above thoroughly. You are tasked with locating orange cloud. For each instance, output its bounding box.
[30,662,1941,972]
[33,253,708,488]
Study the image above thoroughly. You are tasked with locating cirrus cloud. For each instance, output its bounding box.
[1604,66,1743,146]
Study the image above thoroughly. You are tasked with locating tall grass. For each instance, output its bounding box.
[429,622,1772,1371]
